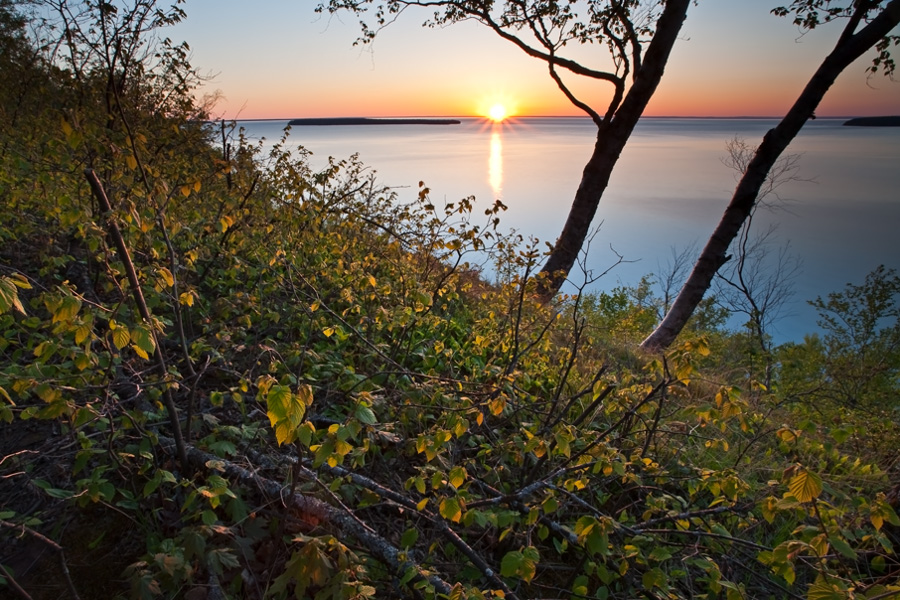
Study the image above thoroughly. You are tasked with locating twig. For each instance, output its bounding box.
[0,562,33,600]
[83,169,187,469]
[0,520,81,600]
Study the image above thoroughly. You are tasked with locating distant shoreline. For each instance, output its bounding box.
[287,117,461,126]
[842,116,900,127]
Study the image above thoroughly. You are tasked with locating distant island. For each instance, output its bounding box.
[842,116,900,127]
[288,117,461,126]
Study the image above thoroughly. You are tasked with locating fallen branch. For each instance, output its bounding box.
[0,520,81,600]
[249,450,522,600]
[157,437,453,595]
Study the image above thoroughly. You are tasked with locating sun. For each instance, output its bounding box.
[488,103,508,123]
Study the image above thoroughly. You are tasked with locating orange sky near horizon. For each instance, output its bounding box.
[174,1,900,120]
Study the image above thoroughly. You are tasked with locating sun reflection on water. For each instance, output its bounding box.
[489,126,503,198]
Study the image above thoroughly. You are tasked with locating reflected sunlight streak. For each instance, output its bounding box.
[489,128,503,198]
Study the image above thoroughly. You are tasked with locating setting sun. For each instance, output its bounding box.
[488,103,508,122]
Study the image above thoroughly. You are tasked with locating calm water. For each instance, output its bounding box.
[238,117,900,343]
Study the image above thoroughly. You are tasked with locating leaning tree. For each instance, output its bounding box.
[641,0,900,351]
[317,0,692,299]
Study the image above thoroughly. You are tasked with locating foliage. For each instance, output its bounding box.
[1,2,898,600]
[778,266,900,439]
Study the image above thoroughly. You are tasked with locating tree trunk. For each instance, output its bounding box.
[536,0,691,300]
[641,0,900,352]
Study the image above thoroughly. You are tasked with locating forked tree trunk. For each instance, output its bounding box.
[536,0,691,299]
[640,0,900,352]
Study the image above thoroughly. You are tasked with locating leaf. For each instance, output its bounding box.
[74,322,92,345]
[32,479,74,499]
[0,277,27,315]
[111,324,130,350]
[500,548,538,583]
[354,403,376,425]
[52,295,81,323]
[130,325,156,360]
[448,466,467,489]
[439,497,462,523]
[760,496,778,523]
[642,567,667,590]
[788,467,823,503]
[500,551,523,578]
[400,528,418,549]
[828,535,857,560]
[806,578,849,600]
[158,267,174,288]
[266,384,310,446]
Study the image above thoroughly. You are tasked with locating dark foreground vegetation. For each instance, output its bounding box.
[1,2,899,599]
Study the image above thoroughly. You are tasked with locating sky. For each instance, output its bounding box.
[172,1,900,119]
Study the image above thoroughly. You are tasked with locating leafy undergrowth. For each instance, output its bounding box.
[1,2,899,599]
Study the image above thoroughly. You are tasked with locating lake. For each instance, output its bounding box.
[237,117,900,343]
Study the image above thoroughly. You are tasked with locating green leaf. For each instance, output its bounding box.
[266,384,311,446]
[130,325,156,359]
[354,403,376,425]
[439,497,462,523]
[500,547,538,582]
[448,466,467,489]
[32,479,74,499]
[400,528,418,548]
[500,550,523,577]
[828,535,858,560]
[642,567,667,590]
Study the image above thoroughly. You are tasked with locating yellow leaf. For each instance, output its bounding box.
[323,327,335,338]
[193,180,201,192]
[0,277,26,315]
[10,274,31,289]
[126,155,137,170]
[74,323,92,345]
[788,467,823,503]
[112,326,130,350]
[180,185,191,197]
[52,295,81,323]
[179,292,194,307]
[158,267,174,288]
